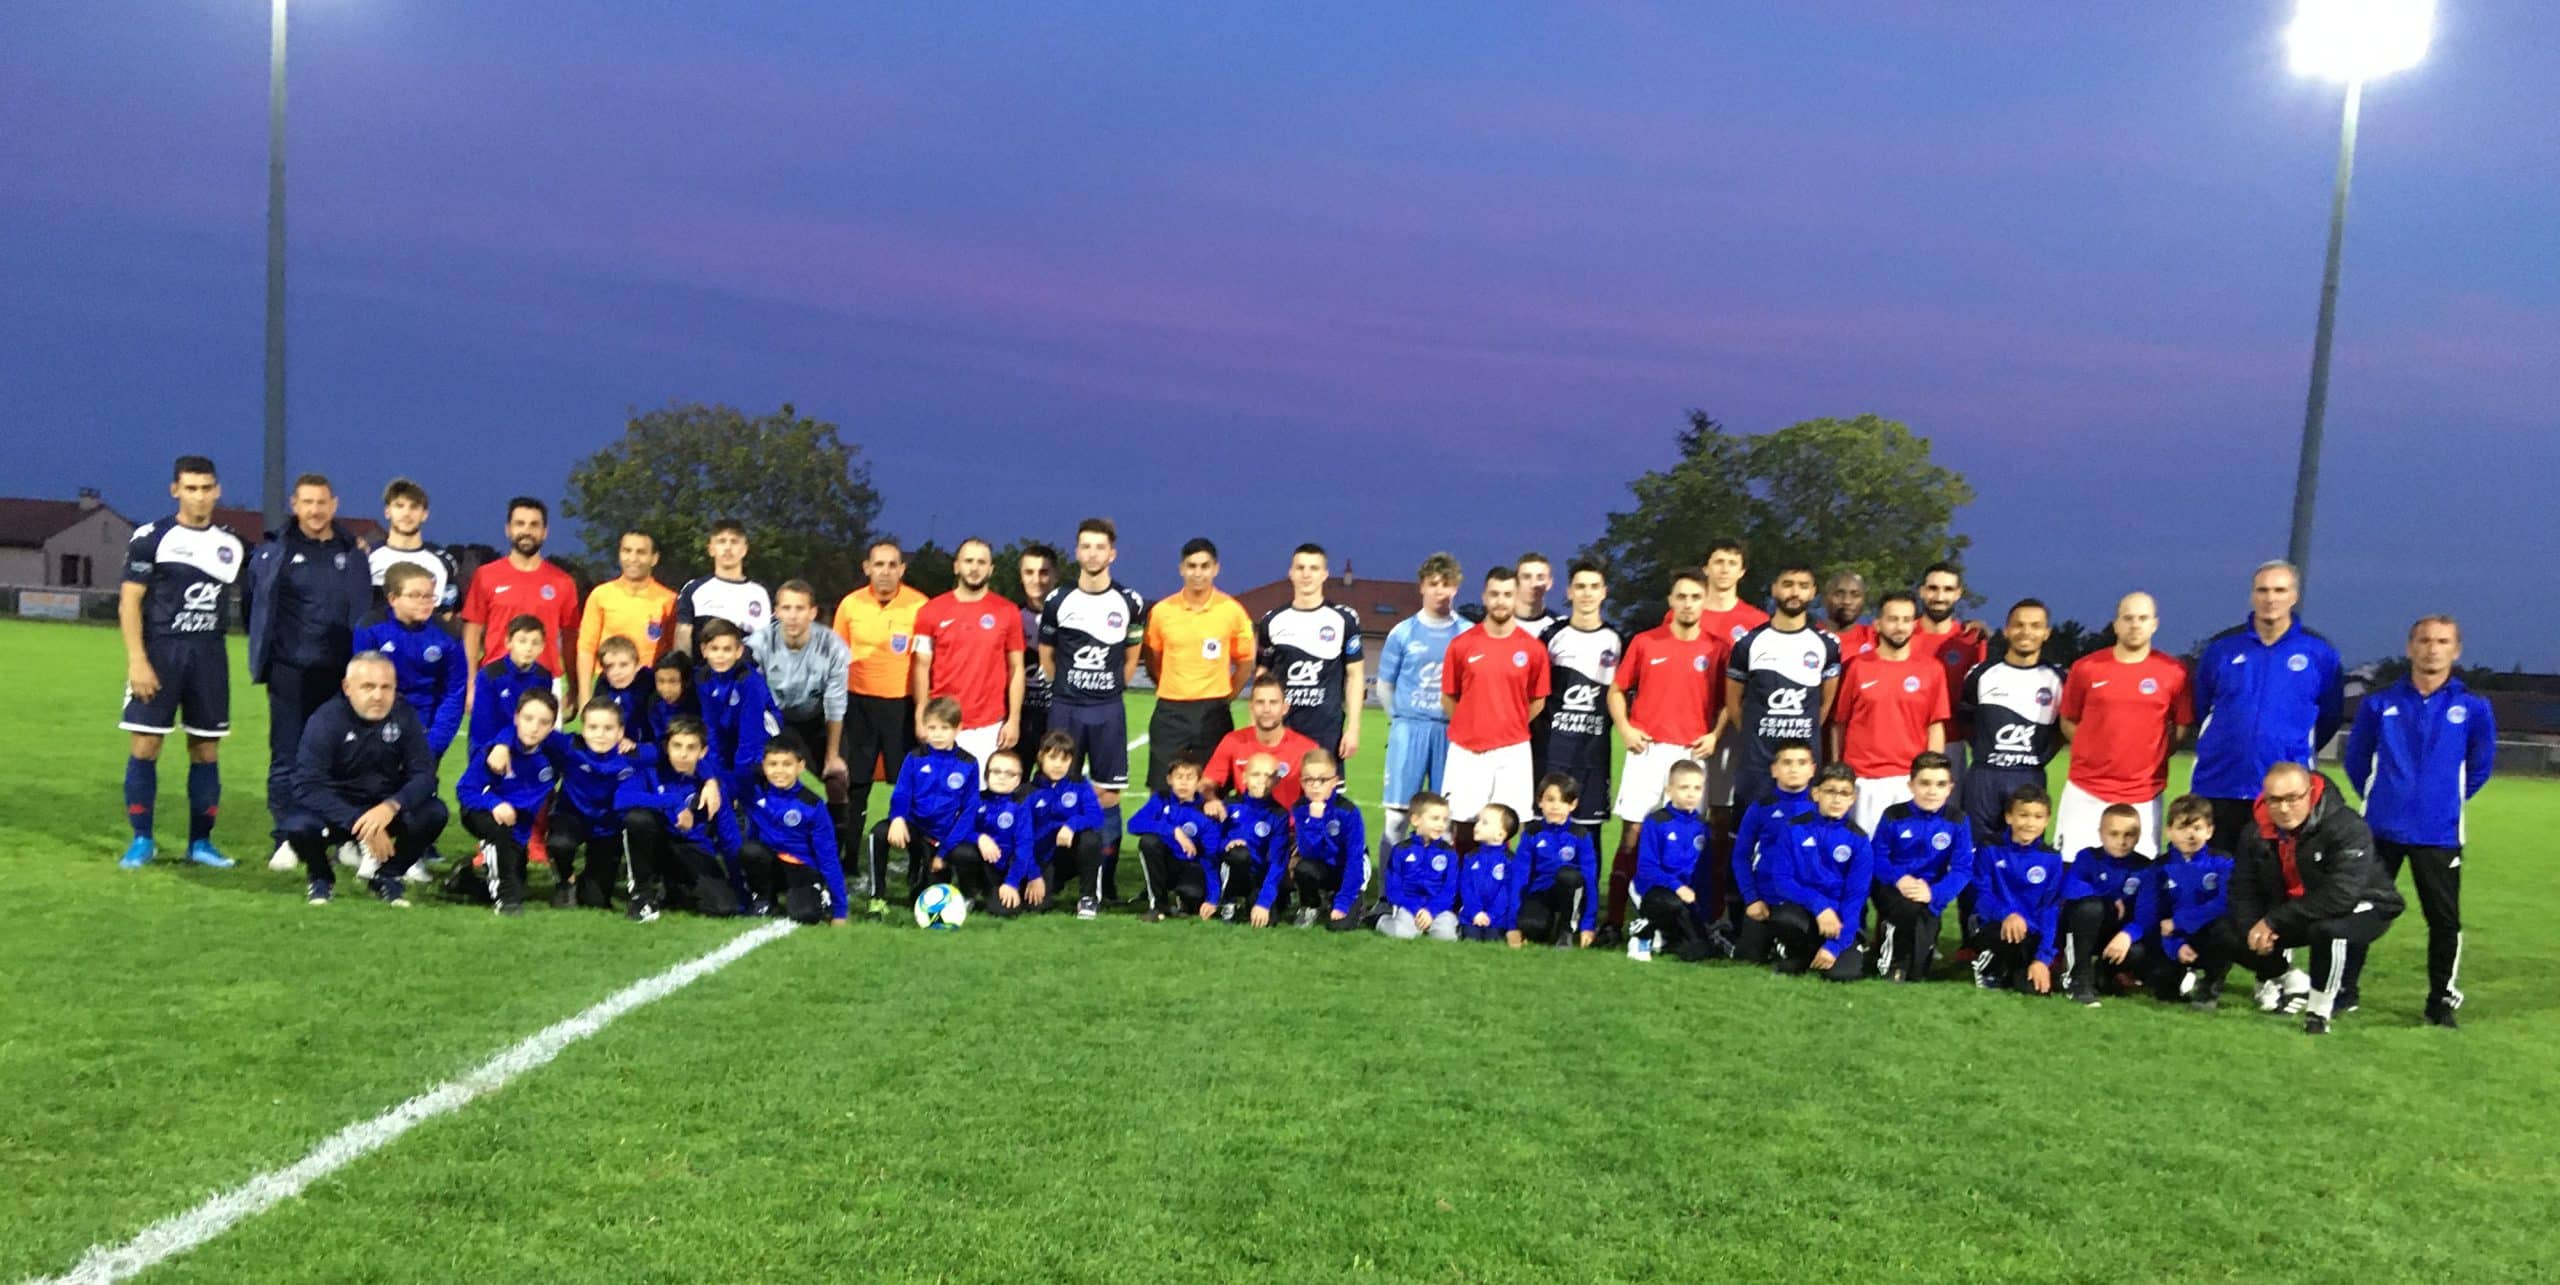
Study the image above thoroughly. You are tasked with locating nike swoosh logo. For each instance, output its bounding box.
[1649,657,1667,666]
[2090,680,2108,688]
[1860,681,1878,689]
[1466,655,1482,664]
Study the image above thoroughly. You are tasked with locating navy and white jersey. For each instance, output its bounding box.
[1257,601,1364,724]
[1040,581,1148,706]
[1533,619,1620,763]
[1958,658,2066,772]
[1727,623,1840,764]
[368,542,461,612]
[124,516,243,642]
[677,575,771,634]
[1019,604,1051,712]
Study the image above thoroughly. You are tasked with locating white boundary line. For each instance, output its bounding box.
[33,919,799,1285]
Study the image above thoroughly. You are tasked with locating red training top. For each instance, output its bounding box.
[915,591,1025,728]
[2058,649,2195,802]
[1441,624,1551,753]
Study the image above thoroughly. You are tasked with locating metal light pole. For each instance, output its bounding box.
[262,0,289,533]
[2280,0,2434,581]
[2285,80,2360,578]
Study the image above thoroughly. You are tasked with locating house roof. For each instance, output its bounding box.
[1229,572,1425,633]
[0,497,130,548]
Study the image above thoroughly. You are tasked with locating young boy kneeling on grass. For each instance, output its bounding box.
[1626,759,1714,962]
[1028,731,1111,919]
[1377,791,1460,941]
[1967,785,2064,995]
[1746,763,1869,981]
[457,687,564,917]
[2058,802,2161,1007]
[1867,751,1971,981]
[870,696,978,913]
[1517,774,1599,948]
[1130,751,1217,923]
[1225,752,1295,927]
[738,733,848,925]
[616,716,741,921]
[953,747,1041,917]
[1288,748,1367,931]
[2156,793,2285,1011]
[1459,803,1524,946]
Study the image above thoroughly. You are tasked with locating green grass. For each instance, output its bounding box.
[3,616,2555,1282]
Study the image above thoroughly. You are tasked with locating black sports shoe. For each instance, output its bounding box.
[496,900,525,918]
[2425,1000,2459,1029]
[2069,986,2103,1009]
[306,878,333,905]
[627,898,661,924]
[549,883,576,909]
[2303,1013,2331,1036]
[369,876,411,908]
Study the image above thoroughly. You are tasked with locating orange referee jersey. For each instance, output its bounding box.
[834,583,930,699]
[578,576,677,676]
[1144,590,1254,702]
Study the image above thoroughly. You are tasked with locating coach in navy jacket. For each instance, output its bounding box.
[2340,615,2495,1026]
[281,655,449,896]
[2189,563,2341,842]
[246,481,376,843]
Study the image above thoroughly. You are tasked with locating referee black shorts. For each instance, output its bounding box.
[1145,697,1234,794]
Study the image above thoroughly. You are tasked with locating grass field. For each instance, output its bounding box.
[3,615,2555,1283]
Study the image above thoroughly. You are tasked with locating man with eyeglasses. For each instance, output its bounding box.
[2226,761,2404,1036]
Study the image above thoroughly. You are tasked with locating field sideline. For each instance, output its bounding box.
[3,617,2554,1282]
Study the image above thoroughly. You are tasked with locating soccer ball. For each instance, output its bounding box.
[913,883,969,931]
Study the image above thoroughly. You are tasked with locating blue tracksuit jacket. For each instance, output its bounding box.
[2343,676,2496,848]
[2191,618,2342,799]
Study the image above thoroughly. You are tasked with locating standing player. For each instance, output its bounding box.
[1015,543,1060,754]
[1141,538,1254,792]
[1511,553,1557,634]
[1604,572,1725,932]
[2055,592,2194,856]
[1724,564,1841,810]
[2341,614,2496,1027]
[912,537,1027,775]
[1956,599,2067,846]
[247,474,373,866]
[2190,560,2344,847]
[1692,539,1769,923]
[1204,676,1324,810]
[832,539,927,844]
[577,530,677,705]
[1254,543,1364,761]
[1829,592,1949,834]
[674,518,770,654]
[748,580,851,796]
[1040,518,1147,887]
[1821,571,1874,660]
[459,497,579,705]
[367,478,460,624]
[1376,553,1464,847]
[1534,560,1620,843]
[117,455,245,869]
[1440,566,1549,851]
[1911,563,1991,685]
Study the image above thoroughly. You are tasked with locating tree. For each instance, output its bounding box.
[901,537,1051,608]
[2043,618,2115,668]
[563,402,882,601]
[1583,412,1975,625]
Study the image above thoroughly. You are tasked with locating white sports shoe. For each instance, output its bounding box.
[268,841,299,873]
[355,852,381,880]
[2280,969,2312,1014]
[335,841,363,869]
[2254,979,2285,1013]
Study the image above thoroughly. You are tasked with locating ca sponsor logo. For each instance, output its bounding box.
[1072,643,1108,670]
[1764,687,1809,716]
[1560,684,1601,713]
[1993,723,2037,753]
[1286,658,1325,688]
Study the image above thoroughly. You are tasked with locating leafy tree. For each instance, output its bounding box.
[562,402,882,601]
[1583,412,1975,625]
[2043,617,2116,667]
[900,537,1053,608]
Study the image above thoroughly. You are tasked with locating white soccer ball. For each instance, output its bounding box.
[913,883,969,931]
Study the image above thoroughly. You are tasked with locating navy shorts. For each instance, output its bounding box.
[1542,733,1611,826]
[120,637,231,738]
[1051,700,1130,791]
[1283,706,1345,760]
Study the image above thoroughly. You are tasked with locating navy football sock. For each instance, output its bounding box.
[187,760,221,842]
[125,757,158,839]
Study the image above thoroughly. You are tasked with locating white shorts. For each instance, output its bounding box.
[956,723,1003,784]
[1614,743,1695,822]
[1701,736,1742,809]
[1852,775,1914,837]
[1377,906,1459,941]
[1443,743,1534,822]
[2057,782,2161,858]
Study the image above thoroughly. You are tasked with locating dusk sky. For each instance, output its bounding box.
[6,2,2554,667]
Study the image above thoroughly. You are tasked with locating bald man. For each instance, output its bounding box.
[278,653,449,907]
[2054,593,2195,857]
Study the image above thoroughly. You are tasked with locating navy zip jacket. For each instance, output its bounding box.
[961,790,1040,889]
[887,746,982,844]
[1218,794,1293,909]
[288,697,437,832]
[1763,812,1872,955]
[1381,836,1459,917]
[468,658,554,754]
[457,732,561,841]
[353,616,466,756]
[1633,805,1710,899]
[2191,617,2343,799]
[696,660,779,781]
[246,523,372,681]
[2155,848,2235,959]
[640,690,695,747]
[2061,846,2160,943]
[1291,797,1369,917]
[1973,839,2065,965]
[1870,800,1974,915]
[742,781,848,919]
[1459,844,1522,933]
[1730,786,1809,906]
[614,759,739,854]
[2344,676,2496,848]
[1517,819,1600,933]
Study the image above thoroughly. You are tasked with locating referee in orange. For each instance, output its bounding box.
[1141,538,1255,794]
[832,539,930,848]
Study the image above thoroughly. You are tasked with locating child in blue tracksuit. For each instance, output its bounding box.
[2058,801,2161,1006]
[616,715,743,920]
[1458,804,1524,946]
[532,695,657,910]
[692,618,778,797]
[869,696,981,912]
[1867,751,1973,982]
[356,562,467,759]
[955,748,1041,917]
[1377,790,1460,941]
[1967,783,2066,994]
[1288,748,1368,932]
[738,733,848,924]
[1628,761,1713,962]
[590,635,650,737]
[1728,741,1817,938]
[1518,774,1600,947]
[457,686,564,915]
[641,650,699,748]
[1223,753,1294,926]
[467,615,554,754]
[2155,793,2286,1009]
[1028,730,1112,918]
[1130,752,1220,921]
[1749,763,1870,981]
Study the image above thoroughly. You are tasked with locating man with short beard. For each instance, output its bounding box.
[1830,592,1949,835]
[1440,566,1550,850]
[460,497,579,696]
[911,537,1027,779]
[1724,564,1841,810]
